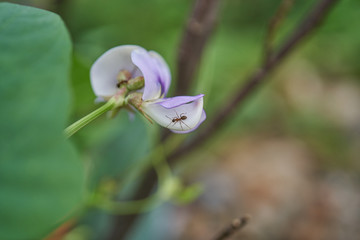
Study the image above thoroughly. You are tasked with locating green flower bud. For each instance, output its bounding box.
[116,70,132,88]
[159,177,182,200]
[126,76,144,91]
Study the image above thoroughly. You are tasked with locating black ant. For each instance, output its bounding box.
[166,111,190,130]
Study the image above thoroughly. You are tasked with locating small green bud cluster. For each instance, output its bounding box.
[116,70,145,91]
[110,70,150,121]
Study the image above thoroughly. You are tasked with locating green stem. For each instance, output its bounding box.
[65,99,117,138]
[89,145,175,215]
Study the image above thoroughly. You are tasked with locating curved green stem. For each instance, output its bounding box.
[65,99,117,138]
[90,145,176,215]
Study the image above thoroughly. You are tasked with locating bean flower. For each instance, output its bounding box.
[90,45,206,133]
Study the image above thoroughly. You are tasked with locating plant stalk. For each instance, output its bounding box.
[65,99,117,138]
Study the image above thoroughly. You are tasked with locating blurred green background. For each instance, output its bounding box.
[3,0,360,239]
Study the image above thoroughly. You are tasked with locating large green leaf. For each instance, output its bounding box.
[0,3,84,239]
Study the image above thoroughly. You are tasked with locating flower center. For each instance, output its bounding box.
[116,69,132,88]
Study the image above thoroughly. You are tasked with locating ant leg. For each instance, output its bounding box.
[166,116,173,128]
[171,121,181,130]
[179,121,184,131]
[174,110,180,118]
[182,121,191,130]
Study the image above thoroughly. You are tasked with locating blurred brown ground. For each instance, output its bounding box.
[167,60,360,240]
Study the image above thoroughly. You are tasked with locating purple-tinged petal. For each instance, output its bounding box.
[131,49,162,101]
[156,94,205,109]
[142,96,204,132]
[94,96,106,103]
[149,51,171,97]
[171,110,206,134]
[90,45,144,98]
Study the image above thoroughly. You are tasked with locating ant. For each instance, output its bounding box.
[166,111,190,130]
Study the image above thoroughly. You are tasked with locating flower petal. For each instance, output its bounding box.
[90,45,144,98]
[149,51,171,97]
[156,94,204,109]
[171,110,206,134]
[131,49,163,101]
[142,96,204,132]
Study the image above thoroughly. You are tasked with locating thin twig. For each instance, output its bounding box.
[175,0,221,95]
[264,0,294,64]
[212,216,251,240]
[168,0,339,163]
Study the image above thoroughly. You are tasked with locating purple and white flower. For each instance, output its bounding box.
[90,45,206,133]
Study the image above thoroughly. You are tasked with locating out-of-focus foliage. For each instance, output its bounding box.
[0,3,84,239]
[1,0,360,239]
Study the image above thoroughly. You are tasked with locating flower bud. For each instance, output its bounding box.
[159,177,182,201]
[126,76,144,91]
[117,70,132,82]
[116,70,132,88]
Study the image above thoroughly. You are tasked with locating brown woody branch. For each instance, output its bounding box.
[212,216,251,240]
[264,0,294,64]
[168,0,339,163]
[175,0,221,95]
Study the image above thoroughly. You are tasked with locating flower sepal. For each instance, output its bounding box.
[126,92,153,124]
[108,76,145,118]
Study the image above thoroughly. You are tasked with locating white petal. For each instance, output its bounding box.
[90,45,145,98]
[131,49,162,101]
[94,96,105,103]
[171,110,206,134]
[142,97,204,132]
[149,51,171,97]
